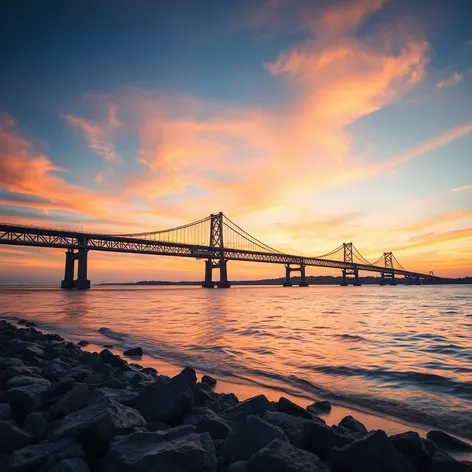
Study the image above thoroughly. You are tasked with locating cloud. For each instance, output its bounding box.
[451,184,472,193]
[397,228,472,251]
[391,211,472,233]
[436,71,463,89]
[63,104,122,162]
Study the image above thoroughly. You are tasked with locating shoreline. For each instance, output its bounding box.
[1,320,471,471]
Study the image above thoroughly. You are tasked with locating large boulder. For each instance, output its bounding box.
[5,375,50,390]
[390,431,437,470]
[306,401,331,415]
[2,363,43,382]
[49,457,91,472]
[87,386,137,406]
[132,367,196,425]
[23,412,48,442]
[99,349,126,368]
[338,415,368,434]
[221,415,288,463]
[247,438,330,472]
[427,450,472,472]
[51,399,146,456]
[50,383,90,418]
[222,394,273,425]
[0,403,12,420]
[184,407,232,439]
[42,359,71,381]
[0,420,31,453]
[8,437,85,472]
[330,429,416,472]
[276,397,313,419]
[104,426,217,472]
[3,378,51,419]
[426,430,472,452]
[202,375,217,388]
[123,347,143,357]
[303,421,354,459]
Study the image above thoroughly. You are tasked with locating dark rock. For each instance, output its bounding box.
[338,415,368,434]
[23,412,48,442]
[99,349,125,368]
[77,341,89,347]
[146,420,171,431]
[276,397,313,419]
[123,347,143,357]
[25,322,35,327]
[427,450,472,471]
[17,320,28,325]
[0,403,12,420]
[303,421,354,459]
[48,378,78,398]
[330,429,416,472]
[62,368,93,382]
[306,401,331,414]
[247,438,330,472]
[132,367,196,425]
[42,359,71,381]
[142,366,157,375]
[50,383,90,418]
[427,430,472,452]
[221,415,288,463]
[202,375,217,388]
[2,363,42,381]
[217,392,239,410]
[103,345,114,349]
[263,411,324,448]
[49,457,91,472]
[104,426,217,472]
[0,420,31,453]
[87,386,137,406]
[0,340,45,361]
[222,394,273,425]
[221,461,247,472]
[390,431,436,470]
[3,378,51,419]
[6,375,51,390]
[51,399,146,456]
[9,437,85,472]
[184,407,232,439]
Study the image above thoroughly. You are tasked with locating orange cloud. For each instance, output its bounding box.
[391,211,472,233]
[436,71,463,89]
[396,228,472,251]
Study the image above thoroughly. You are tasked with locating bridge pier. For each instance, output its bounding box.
[380,272,396,286]
[60,248,90,290]
[340,268,361,286]
[202,258,231,288]
[283,264,308,287]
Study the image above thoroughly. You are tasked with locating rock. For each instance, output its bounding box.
[87,386,137,406]
[77,341,89,347]
[146,420,171,431]
[427,430,472,451]
[221,461,247,472]
[390,431,437,470]
[103,345,114,349]
[142,367,157,375]
[306,401,331,414]
[3,379,51,419]
[184,407,232,439]
[51,399,146,456]
[132,367,196,425]
[276,397,313,419]
[9,437,85,472]
[42,359,71,381]
[222,394,273,425]
[62,368,93,382]
[303,421,354,459]
[48,378,78,398]
[202,375,217,388]
[263,411,324,448]
[6,375,51,390]
[0,403,12,420]
[221,415,288,463]
[2,363,42,381]
[338,415,368,434]
[104,426,217,472]
[49,457,91,472]
[330,429,416,472]
[123,347,143,357]
[0,340,44,361]
[217,393,239,410]
[427,450,472,472]
[23,412,48,442]
[50,383,90,418]
[17,320,28,325]
[0,420,31,453]
[25,322,35,327]
[99,349,125,368]
[247,438,330,472]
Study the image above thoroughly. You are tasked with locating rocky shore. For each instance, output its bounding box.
[0,319,471,472]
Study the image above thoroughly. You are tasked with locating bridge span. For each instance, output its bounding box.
[0,212,441,289]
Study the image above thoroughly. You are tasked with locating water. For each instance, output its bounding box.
[1,284,472,441]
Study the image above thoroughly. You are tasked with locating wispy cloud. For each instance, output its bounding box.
[436,71,463,89]
[451,184,472,193]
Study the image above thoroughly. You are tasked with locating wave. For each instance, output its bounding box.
[334,334,369,342]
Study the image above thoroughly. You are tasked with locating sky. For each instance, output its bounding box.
[0,0,471,284]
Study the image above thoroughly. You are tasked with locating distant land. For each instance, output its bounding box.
[100,275,472,286]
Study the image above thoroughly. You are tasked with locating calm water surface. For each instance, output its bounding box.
[1,284,471,439]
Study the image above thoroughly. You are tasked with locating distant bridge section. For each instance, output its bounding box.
[0,212,442,289]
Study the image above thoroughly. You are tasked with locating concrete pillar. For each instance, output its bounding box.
[74,248,90,290]
[340,269,348,286]
[217,259,231,288]
[202,259,215,288]
[283,265,292,287]
[61,250,75,289]
[353,269,362,286]
[299,264,308,287]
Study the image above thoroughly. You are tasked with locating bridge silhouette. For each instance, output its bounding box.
[0,212,440,289]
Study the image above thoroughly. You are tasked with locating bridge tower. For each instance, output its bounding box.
[202,212,230,289]
[340,242,361,286]
[61,236,90,290]
[380,252,396,286]
[283,263,308,287]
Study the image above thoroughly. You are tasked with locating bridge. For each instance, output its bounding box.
[0,212,441,289]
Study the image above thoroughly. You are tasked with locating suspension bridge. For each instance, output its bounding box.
[0,212,441,289]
